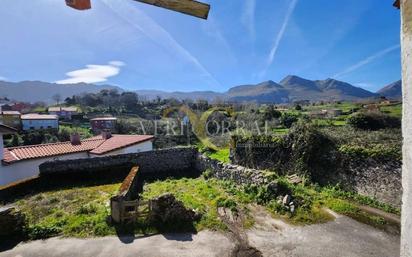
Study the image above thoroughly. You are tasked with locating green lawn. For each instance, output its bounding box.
[207,148,230,163]
[311,119,347,127]
[380,103,402,118]
[272,127,290,134]
[305,102,360,113]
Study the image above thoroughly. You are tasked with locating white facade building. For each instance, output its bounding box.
[21,114,59,131]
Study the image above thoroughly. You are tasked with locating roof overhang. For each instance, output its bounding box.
[393,0,400,9]
[0,124,17,134]
[66,0,210,19]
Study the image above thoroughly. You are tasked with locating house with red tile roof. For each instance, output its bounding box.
[0,129,154,187]
[48,106,78,120]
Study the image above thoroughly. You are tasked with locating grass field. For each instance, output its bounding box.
[380,103,402,118]
[16,183,121,239]
[305,102,360,113]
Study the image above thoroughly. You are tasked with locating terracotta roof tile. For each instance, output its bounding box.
[2,134,154,164]
[90,135,154,155]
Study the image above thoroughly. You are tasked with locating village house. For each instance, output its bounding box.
[21,114,59,131]
[327,109,343,118]
[48,106,78,120]
[0,111,21,129]
[90,117,117,134]
[309,110,328,119]
[0,128,154,186]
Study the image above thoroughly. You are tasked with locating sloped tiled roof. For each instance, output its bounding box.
[2,134,154,164]
[48,106,78,112]
[90,135,154,155]
[1,111,21,115]
[0,124,17,134]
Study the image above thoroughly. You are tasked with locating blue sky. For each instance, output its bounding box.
[0,0,401,92]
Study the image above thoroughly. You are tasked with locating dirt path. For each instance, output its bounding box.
[246,205,400,257]
[217,207,262,257]
[0,231,235,257]
[1,206,400,257]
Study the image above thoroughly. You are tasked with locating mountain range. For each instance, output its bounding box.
[377,80,402,100]
[0,76,401,104]
[0,81,122,103]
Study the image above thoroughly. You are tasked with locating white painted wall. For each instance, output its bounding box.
[401,1,412,256]
[0,152,88,187]
[91,140,153,157]
[22,119,59,131]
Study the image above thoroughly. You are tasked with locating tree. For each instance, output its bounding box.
[295,104,302,111]
[121,92,138,110]
[65,96,76,105]
[280,112,299,128]
[264,105,282,120]
[52,94,61,104]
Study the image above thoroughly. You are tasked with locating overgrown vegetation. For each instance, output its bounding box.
[347,112,401,130]
[16,183,121,239]
[12,171,400,241]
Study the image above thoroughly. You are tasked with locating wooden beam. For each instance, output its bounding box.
[65,0,92,10]
[394,0,400,9]
[133,0,210,19]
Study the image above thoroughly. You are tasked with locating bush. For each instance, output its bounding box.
[347,112,401,130]
[280,112,299,128]
[28,224,62,239]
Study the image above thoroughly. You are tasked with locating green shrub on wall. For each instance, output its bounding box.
[338,144,401,161]
[347,112,401,130]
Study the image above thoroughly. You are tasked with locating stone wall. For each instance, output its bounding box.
[39,147,200,181]
[231,143,402,208]
[195,154,270,186]
[0,205,26,238]
[328,158,402,208]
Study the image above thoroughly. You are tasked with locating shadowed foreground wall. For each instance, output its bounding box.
[39,147,199,180]
[401,0,412,256]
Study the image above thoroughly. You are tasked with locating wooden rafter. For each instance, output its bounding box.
[393,0,400,9]
[133,0,210,19]
[65,0,210,19]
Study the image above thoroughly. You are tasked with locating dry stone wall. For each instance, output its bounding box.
[231,144,402,208]
[195,154,270,186]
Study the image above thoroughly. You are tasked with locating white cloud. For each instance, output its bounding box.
[56,61,125,84]
[241,0,256,40]
[0,76,5,81]
[333,44,400,79]
[260,0,298,77]
[109,61,125,67]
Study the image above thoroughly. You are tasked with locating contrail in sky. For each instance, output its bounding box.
[333,44,400,79]
[260,0,298,77]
